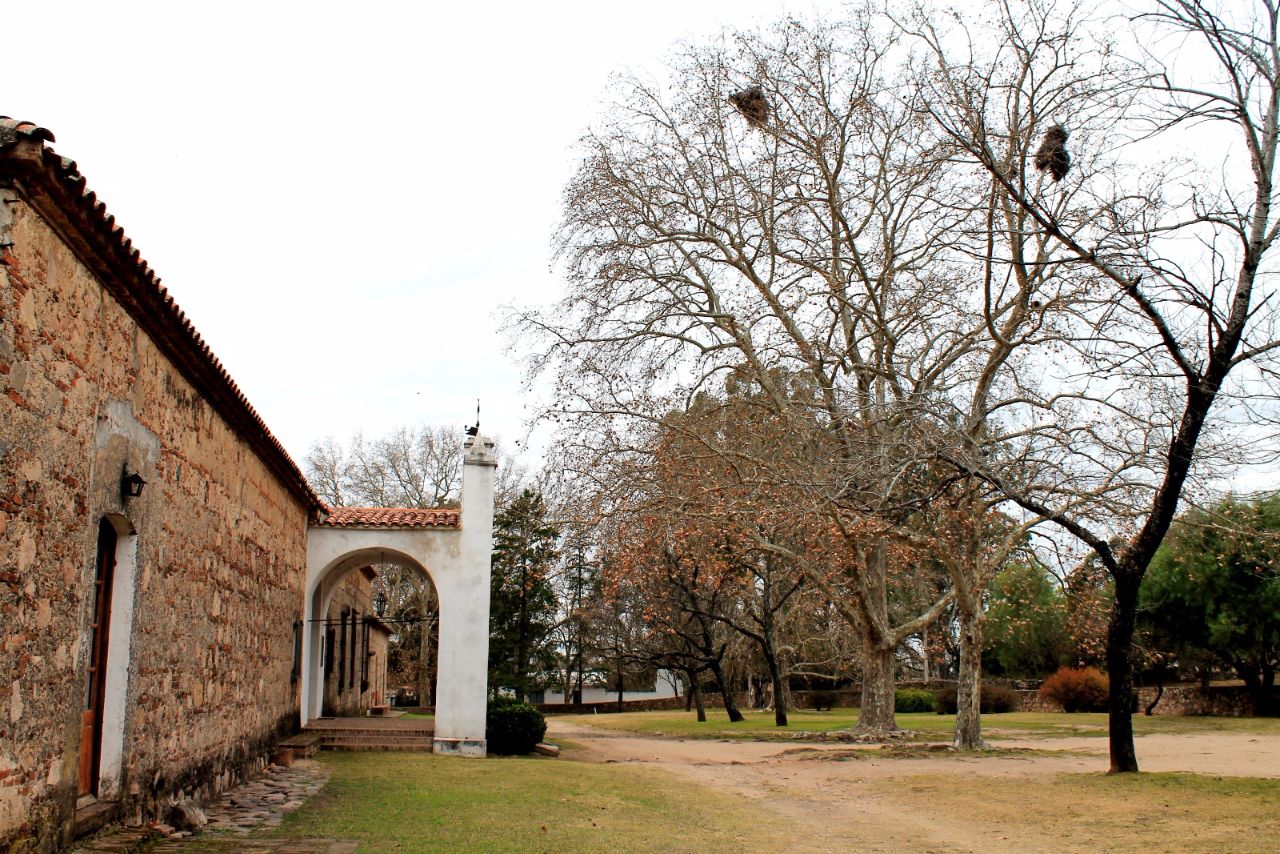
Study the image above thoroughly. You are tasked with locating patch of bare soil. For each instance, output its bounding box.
[547,721,1280,853]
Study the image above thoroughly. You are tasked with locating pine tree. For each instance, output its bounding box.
[488,489,560,701]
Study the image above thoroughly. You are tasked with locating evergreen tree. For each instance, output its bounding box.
[489,489,560,700]
[983,560,1070,678]
[1141,496,1280,711]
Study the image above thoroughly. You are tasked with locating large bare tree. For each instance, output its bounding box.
[910,0,1280,771]
[515,17,993,736]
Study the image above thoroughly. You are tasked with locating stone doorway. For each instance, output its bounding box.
[79,515,137,801]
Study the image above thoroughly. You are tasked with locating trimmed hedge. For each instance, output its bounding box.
[486,696,547,755]
[895,687,937,713]
[1039,667,1109,713]
[935,683,1020,714]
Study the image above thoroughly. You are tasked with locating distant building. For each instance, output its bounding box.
[535,669,682,705]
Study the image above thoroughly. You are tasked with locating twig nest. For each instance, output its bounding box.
[729,86,770,129]
[1033,124,1070,182]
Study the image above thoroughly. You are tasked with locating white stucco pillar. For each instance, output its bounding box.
[432,433,496,756]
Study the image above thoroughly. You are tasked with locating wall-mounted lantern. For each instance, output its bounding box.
[120,469,146,500]
[372,592,387,618]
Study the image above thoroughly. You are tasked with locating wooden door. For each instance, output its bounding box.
[79,520,117,797]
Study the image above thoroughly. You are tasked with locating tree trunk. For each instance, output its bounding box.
[708,659,744,722]
[417,595,434,708]
[953,604,985,750]
[856,641,897,735]
[1106,572,1141,773]
[922,624,932,685]
[760,640,788,727]
[693,679,707,722]
[615,654,625,713]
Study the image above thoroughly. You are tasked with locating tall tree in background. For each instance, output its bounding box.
[489,488,561,701]
[1142,495,1280,711]
[513,18,976,736]
[306,424,527,704]
[984,560,1070,678]
[911,0,1280,771]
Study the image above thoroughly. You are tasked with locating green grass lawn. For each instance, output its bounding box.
[553,708,1280,741]
[257,752,797,853]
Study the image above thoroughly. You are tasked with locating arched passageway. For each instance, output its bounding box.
[302,434,497,755]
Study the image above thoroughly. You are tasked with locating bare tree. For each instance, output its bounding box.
[514,16,986,737]
[909,0,1280,771]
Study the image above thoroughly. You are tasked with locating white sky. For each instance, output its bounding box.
[6,0,848,468]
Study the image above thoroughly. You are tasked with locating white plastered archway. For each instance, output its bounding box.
[301,434,496,756]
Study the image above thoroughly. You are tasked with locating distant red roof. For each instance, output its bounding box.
[319,507,461,529]
[0,117,322,515]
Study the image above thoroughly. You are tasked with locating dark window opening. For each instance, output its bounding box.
[338,607,348,693]
[291,619,302,683]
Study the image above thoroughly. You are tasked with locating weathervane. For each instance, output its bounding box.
[465,400,480,436]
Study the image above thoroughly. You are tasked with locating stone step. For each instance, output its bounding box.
[72,800,122,841]
[320,737,434,751]
[318,732,433,740]
[320,734,434,743]
[307,731,433,741]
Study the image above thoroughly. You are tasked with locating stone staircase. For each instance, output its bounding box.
[303,719,435,752]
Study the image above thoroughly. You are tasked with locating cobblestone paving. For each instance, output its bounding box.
[75,759,358,853]
[201,760,330,835]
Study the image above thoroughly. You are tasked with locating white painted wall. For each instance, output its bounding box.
[302,433,496,756]
[540,669,682,705]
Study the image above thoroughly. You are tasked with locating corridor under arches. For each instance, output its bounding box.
[301,433,497,756]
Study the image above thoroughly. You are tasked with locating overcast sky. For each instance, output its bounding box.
[5,0,850,470]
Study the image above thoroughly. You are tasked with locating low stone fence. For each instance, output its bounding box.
[1019,683,1277,716]
[541,682,1276,717]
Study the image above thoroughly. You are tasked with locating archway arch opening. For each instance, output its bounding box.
[304,548,440,723]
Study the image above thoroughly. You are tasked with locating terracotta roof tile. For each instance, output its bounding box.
[320,507,461,529]
[0,117,321,514]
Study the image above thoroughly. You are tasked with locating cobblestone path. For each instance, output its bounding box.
[75,759,359,853]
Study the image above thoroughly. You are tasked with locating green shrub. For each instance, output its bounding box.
[934,683,1021,714]
[1039,667,1109,713]
[486,696,547,755]
[895,687,936,713]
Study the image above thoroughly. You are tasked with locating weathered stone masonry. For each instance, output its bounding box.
[0,119,321,852]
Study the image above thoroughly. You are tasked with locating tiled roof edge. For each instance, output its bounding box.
[0,118,322,516]
[317,506,462,529]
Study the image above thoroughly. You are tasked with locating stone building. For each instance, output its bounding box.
[0,117,496,854]
[0,118,317,851]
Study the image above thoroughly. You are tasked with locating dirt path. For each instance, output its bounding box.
[547,721,1280,853]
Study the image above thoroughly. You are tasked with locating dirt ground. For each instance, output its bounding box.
[547,720,1280,853]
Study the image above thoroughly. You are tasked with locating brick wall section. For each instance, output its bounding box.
[0,194,308,851]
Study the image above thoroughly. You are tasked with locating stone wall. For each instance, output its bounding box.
[1,192,309,851]
[1020,684,1279,716]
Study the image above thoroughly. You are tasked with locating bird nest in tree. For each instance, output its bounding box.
[1033,124,1070,182]
[729,86,770,129]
